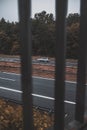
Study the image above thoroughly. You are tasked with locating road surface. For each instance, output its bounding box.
[0,71,86,125]
[0,57,77,67]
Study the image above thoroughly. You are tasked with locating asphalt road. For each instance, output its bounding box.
[0,71,87,125]
[0,57,77,67]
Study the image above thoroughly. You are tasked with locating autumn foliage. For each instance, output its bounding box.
[0,99,54,130]
[0,12,80,59]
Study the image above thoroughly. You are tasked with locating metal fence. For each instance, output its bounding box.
[18,0,87,130]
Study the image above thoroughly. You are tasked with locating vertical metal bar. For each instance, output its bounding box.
[75,0,87,123]
[18,0,34,130]
[54,0,67,130]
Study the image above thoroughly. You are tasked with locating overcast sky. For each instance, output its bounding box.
[0,0,80,22]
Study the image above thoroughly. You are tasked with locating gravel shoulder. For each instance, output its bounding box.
[0,61,77,81]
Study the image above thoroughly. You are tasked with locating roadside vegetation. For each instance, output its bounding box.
[0,98,54,130]
[0,11,80,59]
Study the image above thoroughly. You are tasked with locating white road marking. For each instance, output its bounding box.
[0,86,22,93]
[65,80,77,84]
[66,65,77,68]
[0,77,15,81]
[64,100,76,105]
[2,72,54,81]
[33,76,54,81]
[2,72,20,75]
[1,71,77,84]
[32,93,54,100]
[32,93,76,105]
[0,86,76,105]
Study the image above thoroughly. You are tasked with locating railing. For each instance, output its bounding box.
[18,0,87,130]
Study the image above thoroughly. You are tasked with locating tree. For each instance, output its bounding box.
[0,31,12,54]
[66,23,80,58]
[32,11,55,56]
[34,11,54,24]
[67,13,80,27]
[0,12,80,58]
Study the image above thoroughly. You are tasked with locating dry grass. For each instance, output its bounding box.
[0,60,77,81]
[0,99,54,130]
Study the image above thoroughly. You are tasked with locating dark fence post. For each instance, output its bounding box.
[75,0,87,123]
[18,0,34,130]
[54,0,67,130]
